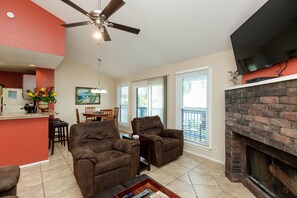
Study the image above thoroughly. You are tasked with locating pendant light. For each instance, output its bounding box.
[91,58,107,94]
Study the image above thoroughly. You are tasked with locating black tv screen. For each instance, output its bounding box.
[231,0,297,75]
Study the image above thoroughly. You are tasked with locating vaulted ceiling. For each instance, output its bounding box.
[31,0,267,78]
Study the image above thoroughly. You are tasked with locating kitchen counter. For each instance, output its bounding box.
[0,111,58,166]
[0,112,57,120]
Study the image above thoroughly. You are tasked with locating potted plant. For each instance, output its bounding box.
[27,87,57,112]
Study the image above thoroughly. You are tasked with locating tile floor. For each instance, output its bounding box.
[17,143,255,198]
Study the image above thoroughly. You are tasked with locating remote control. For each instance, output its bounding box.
[122,192,134,198]
[131,189,150,198]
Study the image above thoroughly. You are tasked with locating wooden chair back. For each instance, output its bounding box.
[101,109,114,121]
[76,108,81,123]
[85,107,96,114]
[113,107,119,128]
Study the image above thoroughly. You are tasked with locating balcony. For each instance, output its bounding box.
[182,108,207,145]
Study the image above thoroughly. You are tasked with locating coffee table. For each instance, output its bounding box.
[122,134,151,174]
[90,174,180,198]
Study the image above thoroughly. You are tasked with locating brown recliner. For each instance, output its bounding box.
[0,165,20,198]
[70,120,140,198]
[131,115,184,167]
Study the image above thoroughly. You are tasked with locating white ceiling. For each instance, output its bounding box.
[30,0,267,78]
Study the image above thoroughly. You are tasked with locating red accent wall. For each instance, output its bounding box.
[36,68,55,110]
[242,57,297,84]
[0,118,48,166]
[0,0,65,56]
[0,71,23,88]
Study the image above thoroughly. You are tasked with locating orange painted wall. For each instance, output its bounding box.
[0,118,48,166]
[0,0,65,56]
[36,68,55,110]
[242,57,297,84]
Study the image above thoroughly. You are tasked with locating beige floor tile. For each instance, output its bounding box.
[194,184,222,198]
[17,183,44,198]
[212,175,242,186]
[18,172,42,192]
[62,152,73,164]
[194,163,225,176]
[48,152,63,161]
[188,174,217,185]
[43,174,77,197]
[20,165,41,178]
[184,152,207,163]
[42,165,72,182]
[41,158,68,172]
[68,163,74,172]
[174,156,202,169]
[203,160,225,169]
[147,169,176,186]
[220,184,256,198]
[46,186,83,198]
[217,192,237,198]
[178,169,202,184]
[166,179,197,198]
[160,162,190,178]
[58,145,70,154]
[140,164,159,175]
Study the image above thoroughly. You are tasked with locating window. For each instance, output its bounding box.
[177,68,210,147]
[118,83,129,125]
[133,76,167,126]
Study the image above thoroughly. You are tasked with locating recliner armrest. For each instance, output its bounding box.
[161,129,183,138]
[112,139,140,154]
[71,147,97,164]
[141,134,163,143]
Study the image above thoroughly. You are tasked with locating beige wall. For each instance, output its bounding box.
[116,50,241,163]
[55,58,115,126]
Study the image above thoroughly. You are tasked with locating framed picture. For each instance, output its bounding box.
[75,87,100,105]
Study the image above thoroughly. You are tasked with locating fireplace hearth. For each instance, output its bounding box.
[225,77,297,198]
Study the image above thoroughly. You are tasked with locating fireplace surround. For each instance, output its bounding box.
[225,75,297,198]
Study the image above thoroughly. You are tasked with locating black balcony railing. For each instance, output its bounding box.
[182,108,207,145]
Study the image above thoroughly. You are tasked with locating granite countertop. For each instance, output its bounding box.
[0,111,58,120]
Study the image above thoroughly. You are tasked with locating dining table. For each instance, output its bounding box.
[82,112,109,121]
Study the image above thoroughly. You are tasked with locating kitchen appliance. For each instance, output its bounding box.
[0,88,29,115]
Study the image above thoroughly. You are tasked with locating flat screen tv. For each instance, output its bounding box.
[231,0,297,75]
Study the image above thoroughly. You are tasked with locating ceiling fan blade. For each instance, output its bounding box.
[108,22,140,34]
[100,0,125,19]
[62,21,92,28]
[60,0,90,17]
[101,27,111,41]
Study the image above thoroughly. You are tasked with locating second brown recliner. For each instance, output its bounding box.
[70,120,140,198]
[131,115,184,167]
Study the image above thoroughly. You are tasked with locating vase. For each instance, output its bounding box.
[38,101,49,112]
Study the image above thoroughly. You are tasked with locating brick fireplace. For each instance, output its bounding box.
[225,77,297,198]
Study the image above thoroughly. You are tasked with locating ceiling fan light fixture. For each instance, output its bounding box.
[93,31,102,39]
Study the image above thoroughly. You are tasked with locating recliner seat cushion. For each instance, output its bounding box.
[162,137,180,151]
[95,150,130,175]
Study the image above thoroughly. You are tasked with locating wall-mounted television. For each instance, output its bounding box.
[231,0,297,75]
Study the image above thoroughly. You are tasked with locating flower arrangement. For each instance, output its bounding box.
[27,87,57,103]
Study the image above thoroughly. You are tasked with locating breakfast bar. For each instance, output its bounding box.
[0,113,49,166]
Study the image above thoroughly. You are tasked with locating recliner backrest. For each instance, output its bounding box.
[70,120,120,153]
[131,115,164,136]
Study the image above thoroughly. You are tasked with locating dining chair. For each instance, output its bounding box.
[75,109,87,124]
[113,107,119,128]
[85,107,96,122]
[101,109,114,121]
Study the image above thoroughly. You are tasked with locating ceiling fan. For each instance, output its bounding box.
[60,0,140,41]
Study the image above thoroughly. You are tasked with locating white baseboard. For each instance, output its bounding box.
[20,159,49,168]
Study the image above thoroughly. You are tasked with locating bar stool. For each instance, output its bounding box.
[49,120,69,155]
